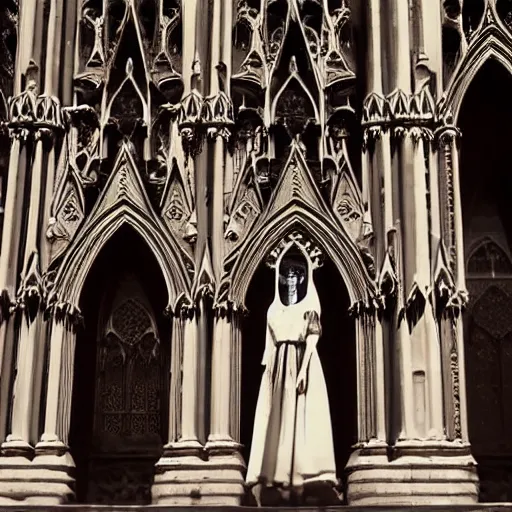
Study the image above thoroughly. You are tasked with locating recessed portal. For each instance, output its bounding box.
[69,226,171,505]
[459,59,512,502]
[241,256,357,501]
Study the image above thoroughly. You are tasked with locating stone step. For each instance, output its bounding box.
[0,505,511,512]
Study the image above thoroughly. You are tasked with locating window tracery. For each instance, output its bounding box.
[467,238,512,276]
[95,279,162,442]
[86,274,165,504]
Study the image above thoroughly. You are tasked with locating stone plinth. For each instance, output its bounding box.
[0,452,75,505]
[346,441,479,506]
[152,444,246,506]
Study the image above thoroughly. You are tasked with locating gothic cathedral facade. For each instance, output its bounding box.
[0,0,511,506]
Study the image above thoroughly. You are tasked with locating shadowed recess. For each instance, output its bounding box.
[460,59,512,503]
[69,225,171,505]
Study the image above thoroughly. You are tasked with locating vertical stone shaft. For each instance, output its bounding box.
[402,136,443,438]
[182,0,199,96]
[390,0,412,94]
[450,133,470,442]
[0,0,39,437]
[171,0,204,450]
[208,0,237,447]
[180,315,201,445]
[418,0,443,98]
[6,0,66,452]
[0,137,24,398]
[386,0,444,440]
[364,0,396,445]
[38,319,76,450]
[385,0,423,441]
[6,136,45,450]
[192,0,212,446]
[167,316,183,444]
[32,0,67,446]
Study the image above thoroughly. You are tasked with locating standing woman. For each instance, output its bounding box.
[246,242,338,504]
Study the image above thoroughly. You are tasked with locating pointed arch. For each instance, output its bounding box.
[226,207,375,307]
[271,72,320,124]
[106,65,149,124]
[466,237,512,275]
[441,28,512,121]
[54,205,192,312]
[53,146,192,312]
[69,223,172,504]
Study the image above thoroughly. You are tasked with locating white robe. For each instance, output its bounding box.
[246,273,337,490]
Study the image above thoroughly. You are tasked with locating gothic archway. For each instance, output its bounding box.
[459,59,512,502]
[68,226,171,505]
[241,256,357,502]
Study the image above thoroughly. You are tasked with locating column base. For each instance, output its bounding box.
[345,440,479,505]
[0,449,75,504]
[1,438,33,457]
[152,440,246,505]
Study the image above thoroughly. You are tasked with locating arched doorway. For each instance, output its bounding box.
[241,255,357,502]
[460,59,512,502]
[68,226,171,505]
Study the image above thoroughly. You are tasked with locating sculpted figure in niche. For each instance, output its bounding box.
[246,243,338,505]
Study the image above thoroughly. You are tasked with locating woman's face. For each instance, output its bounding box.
[285,268,299,294]
[278,257,307,305]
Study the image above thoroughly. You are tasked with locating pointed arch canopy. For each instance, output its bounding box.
[226,206,376,308]
[224,139,375,307]
[53,146,193,314]
[441,26,512,122]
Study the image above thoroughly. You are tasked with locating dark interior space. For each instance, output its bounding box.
[241,256,357,498]
[459,59,512,502]
[69,225,171,505]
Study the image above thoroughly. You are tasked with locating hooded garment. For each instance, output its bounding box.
[246,245,337,490]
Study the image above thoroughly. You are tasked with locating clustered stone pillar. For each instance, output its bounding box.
[346,0,478,505]
[153,0,246,503]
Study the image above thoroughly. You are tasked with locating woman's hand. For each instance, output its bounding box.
[296,369,307,394]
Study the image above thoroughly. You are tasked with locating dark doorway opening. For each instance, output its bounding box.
[460,59,512,502]
[241,256,357,497]
[69,226,171,505]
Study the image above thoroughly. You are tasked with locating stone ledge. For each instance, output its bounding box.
[0,505,511,511]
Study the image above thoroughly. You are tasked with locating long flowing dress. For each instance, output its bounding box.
[246,265,337,491]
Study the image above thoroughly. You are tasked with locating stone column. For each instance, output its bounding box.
[346,308,390,503]
[0,0,39,446]
[37,318,76,450]
[2,133,47,457]
[167,315,184,445]
[397,133,444,440]
[2,0,65,456]
[176,312,202,449]
[0,132,28,443]
[449,129,470,443]
[207,311,236,446]
[347,0,478,504]
[153,310,205,505]
[203,308,245,505]
[436,123,470,443]
[358,308,388,444]
[30,316,76,503]
[202,0,244,503]
[154,304,244,506]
